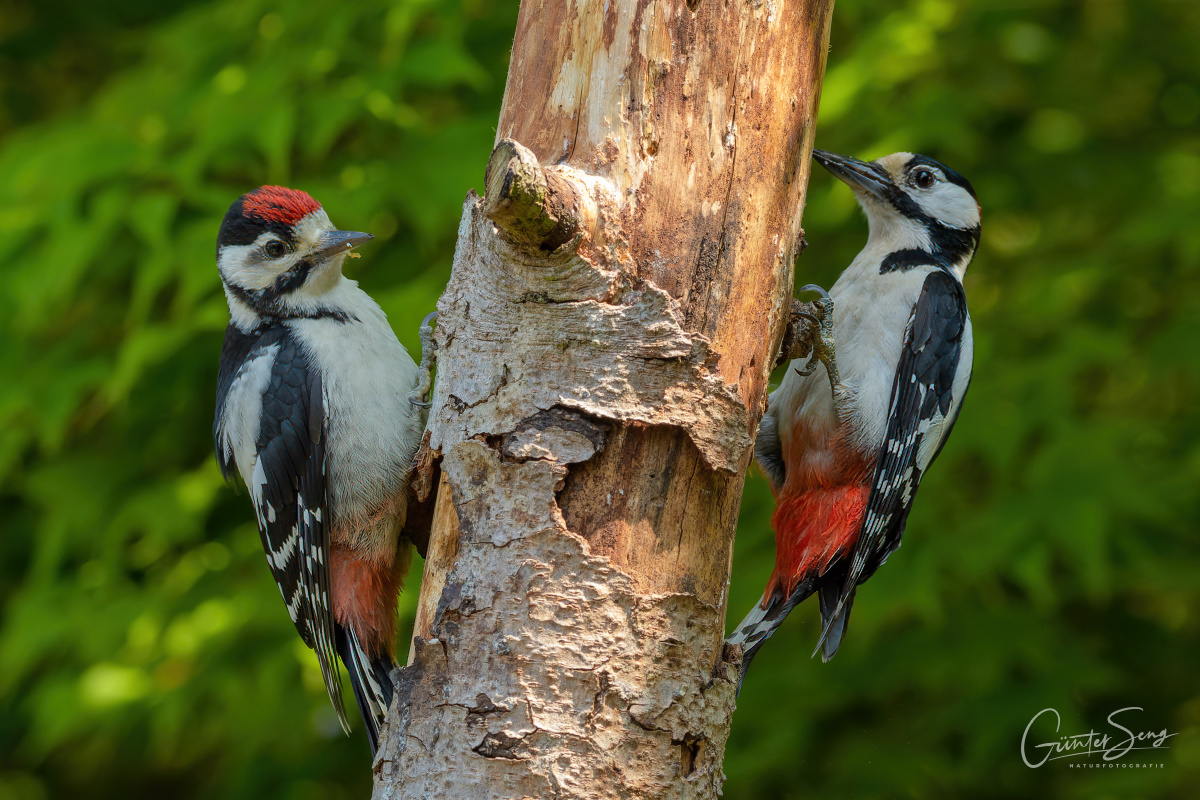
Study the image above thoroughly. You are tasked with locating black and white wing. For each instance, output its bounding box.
[816,269,972,654]
[215,326,348,731]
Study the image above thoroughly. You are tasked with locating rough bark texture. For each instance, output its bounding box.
[374,1,834,797]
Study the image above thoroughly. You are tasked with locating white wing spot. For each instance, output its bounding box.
[270,526,300,570]
[285,584,303,622]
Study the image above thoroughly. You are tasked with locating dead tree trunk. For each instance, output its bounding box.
[375,1,834,797]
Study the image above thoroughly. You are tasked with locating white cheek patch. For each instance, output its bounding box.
[218,232,307,291]
[917,185,980,231]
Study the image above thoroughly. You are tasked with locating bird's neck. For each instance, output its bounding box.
[865,214,978,277]
[223,275,361,333]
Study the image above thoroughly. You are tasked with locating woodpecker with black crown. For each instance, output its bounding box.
[213,186,430,754]
[728,150,981,686]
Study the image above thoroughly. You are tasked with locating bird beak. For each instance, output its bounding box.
[812,149,891,199]
[316,230,374,260]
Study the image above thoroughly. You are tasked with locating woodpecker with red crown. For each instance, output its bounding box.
[727,150,980,685]
[213,186,432,753]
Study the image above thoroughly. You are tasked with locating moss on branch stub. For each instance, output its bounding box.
[483,138,584,253]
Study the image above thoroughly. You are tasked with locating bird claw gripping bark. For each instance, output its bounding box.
[408,311,438,408]
[793,284,840,393]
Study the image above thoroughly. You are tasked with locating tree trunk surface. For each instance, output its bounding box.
[375,1,834,797]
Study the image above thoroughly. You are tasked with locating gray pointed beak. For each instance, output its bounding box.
[812,149,891,199]
[316,229,374,259]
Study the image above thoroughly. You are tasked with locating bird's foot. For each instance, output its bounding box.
[789,285,840,393]
[408,311,438,408]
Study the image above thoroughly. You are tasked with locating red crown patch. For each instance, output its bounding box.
[243,186,322,226]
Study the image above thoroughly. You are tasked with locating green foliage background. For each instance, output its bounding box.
[0,0,1196,797]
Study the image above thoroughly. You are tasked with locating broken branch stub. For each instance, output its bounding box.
[483,138,594,253]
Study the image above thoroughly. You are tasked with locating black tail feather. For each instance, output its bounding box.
[335,625,397,756]
[817,582,856,662]
[726,578,817,694]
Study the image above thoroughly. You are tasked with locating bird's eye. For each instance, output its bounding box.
[264,240,287,259]
[911,168,937,189]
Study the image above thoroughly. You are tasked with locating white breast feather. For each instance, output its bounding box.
[289,279,425,526]
[770,255,932,459]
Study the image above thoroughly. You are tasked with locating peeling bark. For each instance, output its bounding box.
[375,1,834,797]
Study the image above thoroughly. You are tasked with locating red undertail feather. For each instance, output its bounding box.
[764,485,869,602]
[330,547,407,657]
[243,186,322,225]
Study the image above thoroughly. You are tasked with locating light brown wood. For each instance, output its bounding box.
[376,1,834,796]
[405,473,459,665]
